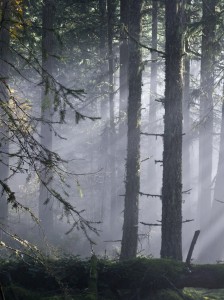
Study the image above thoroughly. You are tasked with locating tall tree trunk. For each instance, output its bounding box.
[183,56,191,211]
[120,0,143,261]
[107,0,117,228]
[161,0,185,261]
[204,82,224,262]
[98,0,108,222]
[0,0,11,231]
[117,0,129,224]
[182,1,192,219]
[119,0,129,128]
[148,0,158,197]
[197,0,216,233]
[39,0,56,236]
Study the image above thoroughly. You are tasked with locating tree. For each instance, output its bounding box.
[107,0,117,228]
[182,1,192,218]
[197,0,217,234]
[120,0,143,261]
[161,0,185,260]
[98,0,108,223]
[208,84,224,262]
[116,0,129,230]
[0,0,11,231]
[147,0,159,220]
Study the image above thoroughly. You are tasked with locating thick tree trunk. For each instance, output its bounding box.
[39,0,56,236]
[197,0,216,232]
[120,0,143,261]
[0,0,11,231]
[161,0,184,261]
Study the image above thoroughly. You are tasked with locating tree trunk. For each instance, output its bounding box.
[119,0,129,129]
[205,81,224,263]
[197,0,216,232]
[116,0,129,228]
[107,0,117,229]
[182,1,192,219]
[120,0,143,261]
[98,0,108,222]
[0,0,11,231]
[147,0,159,217]
[197,0,217,262]
[161,0,185,261]
[183,56,191,211]
[182,3,194,253]
[39,0,56,236]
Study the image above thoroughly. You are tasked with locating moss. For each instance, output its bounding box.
[150,289,193,300]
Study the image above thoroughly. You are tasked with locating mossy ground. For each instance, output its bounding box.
[2,286,224,299]
[184,288,224,300]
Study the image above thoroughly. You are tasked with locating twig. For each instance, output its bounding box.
[182,219,194,224]
[182,188,192,194]
[141,132,164,138]
[104,240,121,243]
[141,157,151,163]
[140,222,161,227]
[139,191,162,198]
[215,199,224,204]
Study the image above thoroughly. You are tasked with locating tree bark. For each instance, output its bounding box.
[147,0,159,220]
[107,0,117,228]
[161,0,185,261]
[98,0,108,222]
[119,0,129,126]
[120,0,143,261]
[0,0,11,231]
[116,0,129,227]
[196,0,217,263]
[197,0,216,232]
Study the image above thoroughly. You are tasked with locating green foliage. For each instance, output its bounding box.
[150,289,189,300]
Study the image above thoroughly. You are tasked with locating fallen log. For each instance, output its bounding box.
[0,257,224,293]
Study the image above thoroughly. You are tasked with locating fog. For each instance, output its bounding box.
[2,44,222,265]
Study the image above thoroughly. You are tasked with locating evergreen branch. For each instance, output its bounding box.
[139,191,162,198]
[140,222,161,226]
[124,27,166,56]
[141,132,164,138]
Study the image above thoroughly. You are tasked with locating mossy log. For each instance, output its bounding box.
[0,257,224,294]
[99,258,224,290]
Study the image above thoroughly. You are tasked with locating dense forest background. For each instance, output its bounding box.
[0,0,223,267]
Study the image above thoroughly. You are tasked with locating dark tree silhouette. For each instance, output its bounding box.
[120,0,143,261]
[161,0,185,260]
